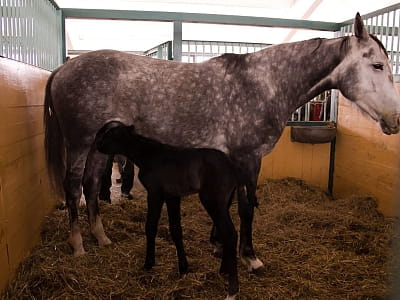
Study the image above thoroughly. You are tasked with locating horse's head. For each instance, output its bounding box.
[333,13,400,135]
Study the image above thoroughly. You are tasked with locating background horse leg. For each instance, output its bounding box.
[165,196,188,274]
[64,146,90,256]
[82,149,112,247]
[232,153,265,272]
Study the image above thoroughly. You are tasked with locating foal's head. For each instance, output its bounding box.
[96,122,134,155]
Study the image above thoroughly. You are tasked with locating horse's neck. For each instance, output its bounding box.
[127,135,168,166]
[251,37,344,112]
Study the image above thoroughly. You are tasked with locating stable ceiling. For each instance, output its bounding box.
[54,0,399,52]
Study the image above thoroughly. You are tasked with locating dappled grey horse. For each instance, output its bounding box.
[44,13,400,299]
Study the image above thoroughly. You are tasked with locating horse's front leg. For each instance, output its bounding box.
[82,149,112,247]
[232,153,265,272]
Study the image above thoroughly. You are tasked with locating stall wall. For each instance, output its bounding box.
[333,86,400,216]
[0,58,55,291]
[259,126,331,190]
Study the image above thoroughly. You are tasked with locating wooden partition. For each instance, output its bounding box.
[259,126,332,190]
[333,87,400,216]
[0,58,55,291]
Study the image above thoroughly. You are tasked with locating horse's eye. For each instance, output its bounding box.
[372,63,384,70]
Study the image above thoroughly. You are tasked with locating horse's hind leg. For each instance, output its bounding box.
[233,154,265,272]
[64,147,90,256]
[82,149,112,247]
[237,186,263,271]
[166,196,188,274]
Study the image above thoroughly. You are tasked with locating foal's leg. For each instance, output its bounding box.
[99,155,113,203]
[120,158,135,199]
[64,146,90,256]
[199,191,239,299]
[232,153,265,272]
[210,189,236,259]
[144,190,164,270]
[209,224,223,258]
[165,196,188,274]
[82,148,112,247]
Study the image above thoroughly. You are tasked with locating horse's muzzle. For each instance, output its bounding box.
[379,114,400,135]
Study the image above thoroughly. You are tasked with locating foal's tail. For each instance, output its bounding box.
[44,66,65,198]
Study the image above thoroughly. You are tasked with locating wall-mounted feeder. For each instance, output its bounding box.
[291,124,336,144]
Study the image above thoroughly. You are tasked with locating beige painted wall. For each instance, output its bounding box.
[0,58,55,291]
[333,86,400,216]
[259,126,331,191]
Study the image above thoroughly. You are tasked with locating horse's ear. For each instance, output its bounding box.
[354,12,369,41]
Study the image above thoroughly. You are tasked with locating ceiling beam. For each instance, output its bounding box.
[283,0,324,42]
[61,8,342,31]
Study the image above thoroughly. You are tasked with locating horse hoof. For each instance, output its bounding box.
[213,248,223,259]
[143,263,154,271]
[212,243,223,258]
[240,256,264,273]
[99,196,111,203]
[225,293,237,300]
[179,263,189,275]
[98,236,112,247]
[121,192,133,200]
[73,248,86,257]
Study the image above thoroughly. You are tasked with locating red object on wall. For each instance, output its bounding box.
[311,102,323,121]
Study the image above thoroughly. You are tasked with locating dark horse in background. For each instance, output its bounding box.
[44,13,400,299]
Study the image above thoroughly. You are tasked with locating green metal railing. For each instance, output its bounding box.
[0,0,62,70]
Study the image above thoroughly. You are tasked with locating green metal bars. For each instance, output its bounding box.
[0,0,62,70]
[339,3,400,77]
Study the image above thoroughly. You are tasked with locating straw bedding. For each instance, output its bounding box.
[1,177,398,299]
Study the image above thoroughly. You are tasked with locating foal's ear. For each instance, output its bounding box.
[354,12,369,41]
[127,125,136,134]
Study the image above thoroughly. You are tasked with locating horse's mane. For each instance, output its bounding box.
[369,34,388,57]
[211,53,249,74]
[340,34,388,58]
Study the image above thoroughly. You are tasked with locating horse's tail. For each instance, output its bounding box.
[44,66,65,198]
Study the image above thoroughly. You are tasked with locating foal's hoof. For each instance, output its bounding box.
[143,263,154,271]
[143,258,155,270]
[240,256,265,273]
[178,263,189,275]
[213,249,223,259]
[212,243,223,259]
